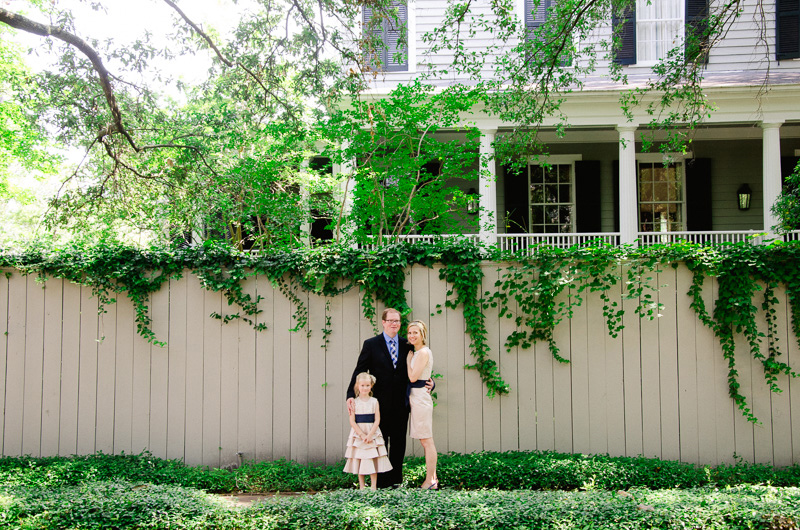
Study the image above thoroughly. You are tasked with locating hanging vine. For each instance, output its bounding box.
[2,237,800,422]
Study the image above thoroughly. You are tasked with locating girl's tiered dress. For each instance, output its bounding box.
[343,396,393,475]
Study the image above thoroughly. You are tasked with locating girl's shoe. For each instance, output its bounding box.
[425,480,439,490]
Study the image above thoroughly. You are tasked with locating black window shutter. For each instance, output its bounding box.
[525,0,549,37]
[685,158,712,231]
[612,4,636,65]
[777,0,800,60]
[612,161,620,232]
[385,1,409,71]
[685,0,710,64]
[575,161,602,233]
[503,164,529,233]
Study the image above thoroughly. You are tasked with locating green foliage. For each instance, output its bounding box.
[3,237,800,422]
[234,459,354,492]
[772,160,800,234]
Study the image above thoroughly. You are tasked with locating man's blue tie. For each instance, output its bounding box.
[389,340,397,368]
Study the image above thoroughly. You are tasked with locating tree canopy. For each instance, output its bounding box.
[0,0,777,248]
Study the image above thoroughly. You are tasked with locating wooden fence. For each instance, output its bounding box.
[0,263,798,468]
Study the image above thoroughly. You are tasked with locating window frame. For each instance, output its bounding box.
[527,154,581,234]
[635,153,689,233]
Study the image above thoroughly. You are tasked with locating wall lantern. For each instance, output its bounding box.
[737,183,752,211]
[467,188,479,214]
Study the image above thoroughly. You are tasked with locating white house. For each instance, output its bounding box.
[336,0,800,250]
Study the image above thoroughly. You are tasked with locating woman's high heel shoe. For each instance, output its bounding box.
[425,480,439,490]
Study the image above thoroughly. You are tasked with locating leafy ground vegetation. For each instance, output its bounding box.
[0,451,799,529]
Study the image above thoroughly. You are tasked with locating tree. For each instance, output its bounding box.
[0,0,780,247]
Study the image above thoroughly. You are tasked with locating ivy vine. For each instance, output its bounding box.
[2,237,800,423]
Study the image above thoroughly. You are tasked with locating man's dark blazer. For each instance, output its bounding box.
[346,333,411,487]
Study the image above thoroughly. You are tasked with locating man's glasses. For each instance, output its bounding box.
[384,319,401,324]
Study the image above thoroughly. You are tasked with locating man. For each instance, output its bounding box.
[346,307,432,488]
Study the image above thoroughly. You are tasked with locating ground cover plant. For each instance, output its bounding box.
[1,452,800,529]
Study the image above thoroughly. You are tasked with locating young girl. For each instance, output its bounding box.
[343,372,392,489]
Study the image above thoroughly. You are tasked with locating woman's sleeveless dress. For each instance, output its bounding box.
[409,347,434,439]
[343,396,392,475]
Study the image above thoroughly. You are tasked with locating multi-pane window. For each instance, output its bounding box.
[636,0,683,63]
[638,161,685,232]
[529,164,574,233]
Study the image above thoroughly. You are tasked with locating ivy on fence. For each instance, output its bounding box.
[2,237,800,423]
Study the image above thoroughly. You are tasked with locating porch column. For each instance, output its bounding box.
[479,129,498,246]
[617,125,638,245]
[762,122,783,235]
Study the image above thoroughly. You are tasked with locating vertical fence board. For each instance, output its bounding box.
[184,275,206,464]
[308,293,327,463]
[640,278,662,459]
[710,275,736,464]
[167,277,188,460]
[532,339,551,451]
[621,265,643,458]
[148,287,169,459]
[95,302,117,454]
[255,275,275,462]
[752,287,775,465]
[219,296,240,467]
[113,288,135,455]
[0,272,10,456]
[22,277,44,456]
[499,282,520,453]
[58,281,81,455]
[41,279,64,456]
[658,268,681,462]
[4,274,26,456]
[694,270,719,464]
[76,288,98,455]
[676,266,699,464]
[481,265,501,451]
[570,285,590,454]
[324,284,344,465]
[770,286,792,467]
[238,277,258,462]
[131,298,152,455]
[272,280,292,460]
[587,288,608,455]
[552,287,573,453]
[201,290,222,468]
[290,290,310,463]
[789,286,800,465]
[604,268,625,457]
[732,332,756,463]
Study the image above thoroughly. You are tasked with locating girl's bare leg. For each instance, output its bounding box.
[419,438,438,488]
[358,474,366,489]
[369,473,378,490]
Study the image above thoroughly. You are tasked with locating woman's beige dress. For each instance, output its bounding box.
[409,347,434,439]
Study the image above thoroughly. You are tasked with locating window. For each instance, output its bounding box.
[528,162,574,233]
[637,161,685,232]
[636,0,683,64]
[777,0,800,60]
[363,1,408,72]
[613,0,709,65]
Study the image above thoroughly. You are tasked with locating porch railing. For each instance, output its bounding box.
[496,233,620,254]
[352,230,800,253]
[636,230,769,246]
[358,233,480,251]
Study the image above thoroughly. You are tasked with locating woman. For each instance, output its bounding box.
[406,320,438,489]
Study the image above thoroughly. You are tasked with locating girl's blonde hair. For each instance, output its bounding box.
[354,372,376,397]
[408,320,428,346]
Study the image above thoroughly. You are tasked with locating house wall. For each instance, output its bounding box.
[1,265,798,468]
[368,0,800,91]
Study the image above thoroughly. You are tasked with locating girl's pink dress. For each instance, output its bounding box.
[343,396,393,475]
